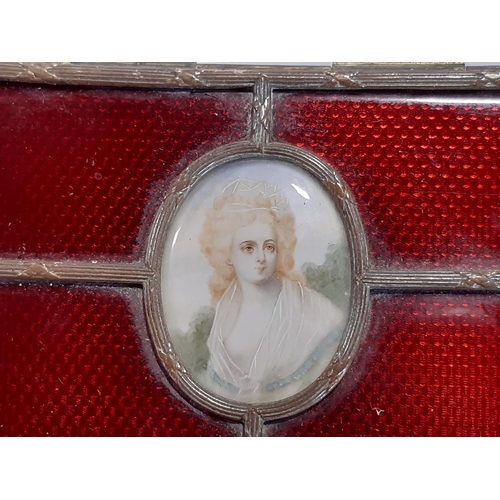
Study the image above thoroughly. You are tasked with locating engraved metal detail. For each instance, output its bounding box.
[19,262,59,279]
[362,270,500,291]
[457,272,499,290]
[251,77,272,149]
[244,409,264,437]
[1,62,500,90]
[0,260,153,284]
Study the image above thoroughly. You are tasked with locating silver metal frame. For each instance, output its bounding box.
[1,62,500,90]
[1,63,499,436]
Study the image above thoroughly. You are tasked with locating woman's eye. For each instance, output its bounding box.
[265,244,275,252]
[243,246,253,253]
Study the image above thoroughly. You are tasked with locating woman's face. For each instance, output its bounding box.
[230,220,278,285]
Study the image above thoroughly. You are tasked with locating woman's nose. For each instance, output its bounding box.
[256,248,266,262]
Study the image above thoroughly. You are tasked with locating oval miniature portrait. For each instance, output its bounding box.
[160,157,351,404]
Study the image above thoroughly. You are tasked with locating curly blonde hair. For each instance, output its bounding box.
[200,181,305,304]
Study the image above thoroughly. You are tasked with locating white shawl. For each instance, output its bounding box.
[207,278,343,399]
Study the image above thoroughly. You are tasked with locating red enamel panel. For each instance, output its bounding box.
[270,294,500,436]
[274,93,500,269]
[0,85,251,261]
[0,284,234,436]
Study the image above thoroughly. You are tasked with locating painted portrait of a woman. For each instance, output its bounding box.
[199,179,344,402]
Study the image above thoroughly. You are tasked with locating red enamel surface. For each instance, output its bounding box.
[274,93,500,269]
[270,294,500,436]
[0,284,234,436]
[1,87,500,437]
[0,85,251,261]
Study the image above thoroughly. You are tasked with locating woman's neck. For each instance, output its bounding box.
[237,275,282,304]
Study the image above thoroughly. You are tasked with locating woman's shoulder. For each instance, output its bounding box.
[283,277,343,322]
[283,277,332,303]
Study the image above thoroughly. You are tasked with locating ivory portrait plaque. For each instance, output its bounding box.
[160,157,351,404]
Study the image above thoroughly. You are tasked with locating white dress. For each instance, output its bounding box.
[206,278,344,401]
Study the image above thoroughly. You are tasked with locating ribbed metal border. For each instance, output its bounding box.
[1,62,500,90]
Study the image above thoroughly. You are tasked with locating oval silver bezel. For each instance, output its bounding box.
[144,141,371,434]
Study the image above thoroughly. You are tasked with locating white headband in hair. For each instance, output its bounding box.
[216,179,289,216]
